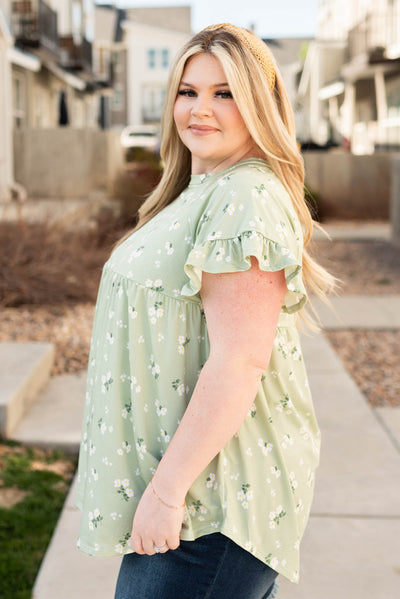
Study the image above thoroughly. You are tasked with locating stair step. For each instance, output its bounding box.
[13,371,87,454]
[0,342,54,438]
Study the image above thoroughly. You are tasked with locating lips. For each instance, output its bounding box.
[189,124,219,134]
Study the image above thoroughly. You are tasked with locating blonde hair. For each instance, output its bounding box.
[114,24,336,325]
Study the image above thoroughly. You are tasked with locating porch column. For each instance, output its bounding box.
[374,69,387,146]
[341,82,355,140]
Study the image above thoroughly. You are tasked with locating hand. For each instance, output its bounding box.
[130,481,185,555]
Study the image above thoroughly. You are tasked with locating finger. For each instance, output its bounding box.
[154,540,169,554]
[130,532,145,555]
[142,538,156,555]
[167,536,180,551]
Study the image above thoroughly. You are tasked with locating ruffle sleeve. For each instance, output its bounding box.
[180,166,307,314]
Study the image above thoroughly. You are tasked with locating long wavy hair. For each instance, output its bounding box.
[113,25,336,324]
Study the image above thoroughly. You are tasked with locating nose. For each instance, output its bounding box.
[190,93,212,117]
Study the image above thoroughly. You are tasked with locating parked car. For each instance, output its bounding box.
[120,125,159,151]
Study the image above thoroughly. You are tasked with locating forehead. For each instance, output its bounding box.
[180,53,226,81]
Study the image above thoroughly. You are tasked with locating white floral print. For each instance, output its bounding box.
[75,158,319,585]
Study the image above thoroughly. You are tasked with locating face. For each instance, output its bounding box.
[173,53,256,174]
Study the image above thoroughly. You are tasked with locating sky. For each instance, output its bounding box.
[96,0,319,39]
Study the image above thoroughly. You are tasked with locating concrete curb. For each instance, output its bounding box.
[0,341,54,437]
[13,371,87,454]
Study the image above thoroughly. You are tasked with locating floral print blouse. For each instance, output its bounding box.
[75,157,320,583]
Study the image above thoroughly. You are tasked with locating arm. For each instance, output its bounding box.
[130,258,287,554]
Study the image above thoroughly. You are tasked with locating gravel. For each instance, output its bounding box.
[0,303,95,376]
[0,236,399,409]
[325,329,400,408]
[309,239,400,295]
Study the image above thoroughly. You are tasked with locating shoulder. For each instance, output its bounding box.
[208,159,291,206]
[203,159,296,227]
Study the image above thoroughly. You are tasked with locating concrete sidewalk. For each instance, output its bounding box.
[313,295,400,329]
[29,293,400,599]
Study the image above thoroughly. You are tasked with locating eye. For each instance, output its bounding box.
[178,89,196,97]
[216,90,233,99]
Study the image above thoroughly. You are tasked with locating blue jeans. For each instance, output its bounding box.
[114,532,279,599]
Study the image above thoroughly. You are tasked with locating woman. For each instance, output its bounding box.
[75,23,335,598]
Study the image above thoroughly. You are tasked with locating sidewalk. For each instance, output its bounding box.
[29,291,400,599]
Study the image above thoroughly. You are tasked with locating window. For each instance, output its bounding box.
[142,85,166,121]
[161,48,169,68]
[12,74,25,129]
[148,49,156,69]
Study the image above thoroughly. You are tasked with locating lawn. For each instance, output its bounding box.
[0,439,77,599]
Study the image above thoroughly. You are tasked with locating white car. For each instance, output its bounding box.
[120,125,159,150]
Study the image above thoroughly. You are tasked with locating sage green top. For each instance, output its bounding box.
[75,158,320,583]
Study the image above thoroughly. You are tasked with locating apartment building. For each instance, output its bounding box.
[297,0,400,153]
[93,4,191,129]
[264,37,312,140]
[94,3,127,128]
[121,6,191,127]
[5,0,100,129]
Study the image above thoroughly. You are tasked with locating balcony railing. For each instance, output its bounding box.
[11,0,59,58]
[59,35,93,72]
[347,10,400,62]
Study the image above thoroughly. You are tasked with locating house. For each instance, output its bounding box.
[121,6,191,127]
[263,37,312,142]
[94,3,128,128]
[7,0,100,129]
[297,0,400,153]
[92,4,191,129]
[0,0,127,204]
[297,38,347,147]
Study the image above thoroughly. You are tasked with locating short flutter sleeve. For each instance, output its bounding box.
[181,167,307,313]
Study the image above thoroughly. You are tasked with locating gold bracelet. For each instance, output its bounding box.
[149,477,185,510]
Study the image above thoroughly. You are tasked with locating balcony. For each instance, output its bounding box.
[347,10,400,63]
[11,0,59,59]
[59,35,93,72]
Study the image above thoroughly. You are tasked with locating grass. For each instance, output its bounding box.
[0,439,77,599]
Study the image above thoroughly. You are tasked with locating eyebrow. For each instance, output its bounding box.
[179,81,230,88]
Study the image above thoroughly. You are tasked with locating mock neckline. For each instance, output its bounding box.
[189,158,270,186]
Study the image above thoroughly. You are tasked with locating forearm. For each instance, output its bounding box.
[153,354,265,504]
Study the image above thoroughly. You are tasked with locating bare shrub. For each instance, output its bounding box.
[111,160,162,223]
[0,221,111,307]
[0,156,162,307]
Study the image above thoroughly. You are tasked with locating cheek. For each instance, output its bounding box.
[236,120,248,138]
[225,105,248,136]
[173,99,186,129]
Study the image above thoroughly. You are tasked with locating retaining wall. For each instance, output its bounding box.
[303,151,400,220]
[13,128,125,199]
